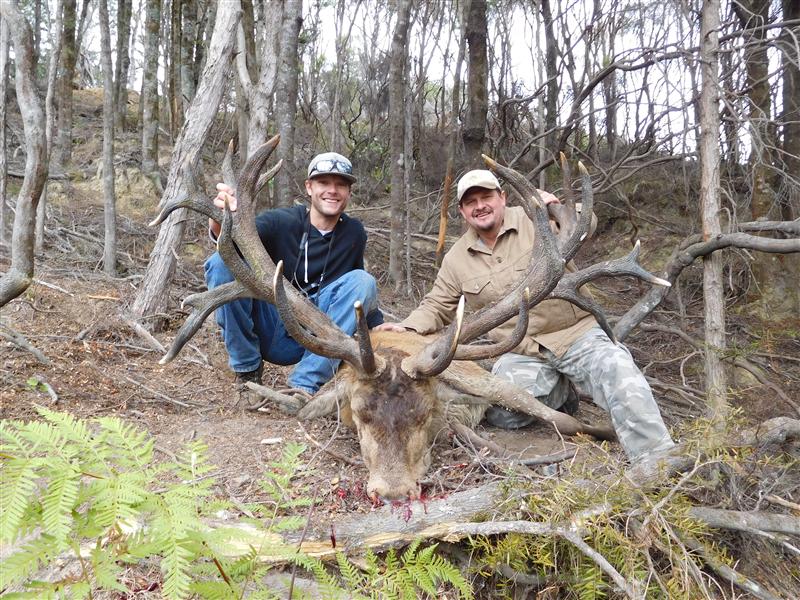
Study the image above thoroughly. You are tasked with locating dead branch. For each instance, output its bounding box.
[675,530,782,600]
[614,229,800,342]
[686,507,800,536]
[0,320,50,364]
[639,322,800,417]
[120,315,166,354]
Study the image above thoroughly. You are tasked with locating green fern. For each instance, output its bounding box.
[1,410,478,599]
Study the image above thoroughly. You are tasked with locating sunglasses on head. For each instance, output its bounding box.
[309,158,352,177]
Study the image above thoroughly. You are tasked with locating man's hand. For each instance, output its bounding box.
[374,323,407,333]
[536,189,560,206]
[214,183,238,211]
[209,183,237,239]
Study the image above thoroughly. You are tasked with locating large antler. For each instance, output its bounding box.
[155,134,382,376]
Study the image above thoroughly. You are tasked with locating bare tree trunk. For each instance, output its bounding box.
[462,0,487,161]
[52,0,77,171]
[141,0,161,181]
[34,0,63,254]
[168,0,183,137]
[131,1,240,325]
[114,0,132,131]
[236,0,280,159]
[98,0,116,276]
[733,0,792,314]
[0,17,9,246]
[0,1,48,306]
[274,0,302,208]
[436,0,469,267]
[699,0,727,420]
[540,0,559,155]
[388,0,413,290]
[778,0,800,311]
[180,0,197,111]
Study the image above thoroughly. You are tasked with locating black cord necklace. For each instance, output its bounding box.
[292,210,337,304]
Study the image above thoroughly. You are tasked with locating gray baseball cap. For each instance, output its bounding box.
[307,152,357,183]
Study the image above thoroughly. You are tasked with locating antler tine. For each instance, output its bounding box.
[148,188,222,227]
[354,301,378,375]
[402,296,466,378]
[272,261,379,374]
[548,240,671,344]
[236,134,280,219]
[559,152,576,210]
[159,281,253,364]
[222,138,238,187]
[256,159,283,197]
[558,161,595,263]
[453,288,530,361]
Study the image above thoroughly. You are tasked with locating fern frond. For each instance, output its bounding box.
[0,534,56,589]
[96,416,154,469]
[41,463,81,542]
[0,460,38,542]
[336,551,368,590]
[91,546,128,592]
[161,538,194,600]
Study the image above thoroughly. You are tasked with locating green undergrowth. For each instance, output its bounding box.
[0,407,471,599]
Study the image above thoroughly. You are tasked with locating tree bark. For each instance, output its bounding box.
[462,0,487,161]
[141,0,161,181]
[168,0,183,137]
[0,17,9,246]
[699,0,728,421]
[180,0,197,111]
[733,0,793,315]
[0,1,48,306]
[131,0,240,325]
[114,0,132,131]
[51,0,77,171]
[274,0,302,208]
[436,0,469,267]
[98,0,116,276]
[778,0,800,311]
[34,0,64,254]
[539,0,559,155]
[236,0,280,159]
[388,0,413,290]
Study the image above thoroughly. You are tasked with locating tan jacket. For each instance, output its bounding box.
[401,206,597,357]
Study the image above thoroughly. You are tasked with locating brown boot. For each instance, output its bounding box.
[235,364,265,410]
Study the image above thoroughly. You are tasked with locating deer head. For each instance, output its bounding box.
[152,137,669,501]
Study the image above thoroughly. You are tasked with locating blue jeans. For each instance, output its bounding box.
[204,252,383,393]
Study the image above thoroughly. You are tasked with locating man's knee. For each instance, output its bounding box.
[346,269,377,295]
[204,252,234,288]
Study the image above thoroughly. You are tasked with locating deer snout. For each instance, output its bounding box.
[367,474,421,502]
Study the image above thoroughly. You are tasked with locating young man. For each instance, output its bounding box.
[377,169,674,462]
[206,152,383,407]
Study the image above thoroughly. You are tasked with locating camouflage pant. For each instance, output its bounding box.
[492,327,675,461]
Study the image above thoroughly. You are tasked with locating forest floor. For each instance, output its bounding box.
[2,90,800,595]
